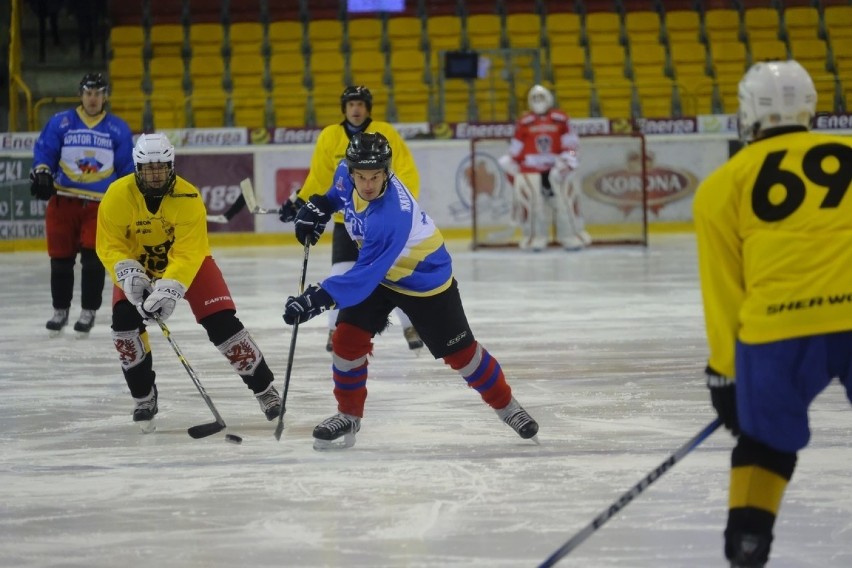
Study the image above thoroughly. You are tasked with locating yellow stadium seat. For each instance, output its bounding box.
[349,50,386,88]
[749,40,787,64]
[273,91,309,126]
[466,14,502,49]
[678,78,715,115]
[150,24,185,57]
[190,88,228,128]
[386,16,423,52]
[545,13,583,47]
[506,13,542,49]
[231,92,267,127]
[108,57,144,95]
[308,19,343,53]
[229,22,263,56]
[109,26,144,59]
[108,96,145,131]
[268,21,304,56]
[189,23,224,57]
[390,49,426,87]
[150,93,185,129]
[149,56,186,93]
[443,100,470,123]
[789,38,831,75]
[743,7,781,43]
[347,17,384,53]
[585,12,623,46]
[703,9,741,44]
[269,52,306,93]
[831,37,852,75]
[230,54,266,92]
[664,10,701,44]
[782,7,821,42]
[634,78,676,117]
[669,40,710,81]
[624,11,662,46]
[427,15,463,52]
[393,88,430,122]
[309,51,346,90]
[554,79,593,118]
[629,42,666,80]
[708,40,748,78]
[589,42,627,80]
[551,44,588,82]
[189,55,225,91]
[824,6,852,41]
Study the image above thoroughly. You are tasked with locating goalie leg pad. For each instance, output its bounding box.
[444,341,512,409]
[331,323,373,417]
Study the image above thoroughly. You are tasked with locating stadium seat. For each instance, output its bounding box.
[707,40,748,78]
[506,13,543,49]
[624,11,662,46]
[189,23,224,57]
[268,21,305,56]
[545,12,584,47]
[789,38,831,75]
[550,44,589,82]
[588,42,628,80]
[389,49,427,88]
[349,50,386,88]
[554,79,593,118]
[743,7,782,43]
[831,37,852,76]
[272,90,309,126]
[109,26,144,59]
[629,42,666,80]
[309,51,346,90]
[466,14,503,49]
[189,88,228,128]
[594,78,635,118]
[229,22,263,56]
[347,17,384,53]
[782,6,823,42]
[426,15,463,52]
[749,40,788,65]
[663,10,701,44]
[387,16,424,52]
[231,93,267,127]
[634,78,678,117]
[308,19,344,54]
[585,12,624,46]
[703,9,742,44]
[824,6,852,42]
[149,56,186,94]
[393,88,430,122]
[108,57,144,96]
[669,40,710,82]
[230,54,266,93]
[189,55,226,92]
[150,24,186,57]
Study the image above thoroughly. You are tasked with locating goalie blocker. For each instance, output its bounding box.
[469,133,648,249]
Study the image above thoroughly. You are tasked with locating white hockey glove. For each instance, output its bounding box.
[114,259,153,305]
[497,154,520,177]
[551,151,578,185]
[139,279,186,323]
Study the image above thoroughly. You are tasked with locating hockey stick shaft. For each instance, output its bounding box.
[274,242,311,440]
[153,315,228,437]
[537,418,722,568]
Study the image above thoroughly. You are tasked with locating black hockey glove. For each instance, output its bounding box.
[278,194,305,223]
[283,284,335,325]
[706,365,739,436]
[294,194,334,246]
[540,170,555,198]
[30,168,56,200]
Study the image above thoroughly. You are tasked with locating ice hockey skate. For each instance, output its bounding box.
[255,383,281,421]
[403,326,424,352]
[73,309,96,337]
[496,397,539,442]
[576,230,593,247]
[560,235,584,251]
[133,385,158,433]
[312,413,361,450]
[46,308,69,336]
[728,533,770,568]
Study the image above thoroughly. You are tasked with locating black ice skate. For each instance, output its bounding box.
[255,383,282,421]
[496,397,539,441]
[133,385,158,433]
[728,532,771,568]
[313,413,361,450]
[46,308,69,336]
[403,326,424,352]
[73,309,96,337]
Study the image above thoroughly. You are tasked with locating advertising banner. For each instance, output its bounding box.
[253,146,314,233]
[174,153,255,232]
[0,155,44,241]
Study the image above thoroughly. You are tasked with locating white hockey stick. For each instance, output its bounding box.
[239,178,279,215]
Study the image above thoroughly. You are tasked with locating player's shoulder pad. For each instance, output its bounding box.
[519,113,537,125]
[549,110,570,122]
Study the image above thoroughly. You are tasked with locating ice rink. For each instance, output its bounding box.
[1,233,850,568]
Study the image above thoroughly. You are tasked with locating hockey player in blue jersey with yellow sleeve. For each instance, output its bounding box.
[694,60,852,567]
[30,73,134,337]
[282,132,540,450]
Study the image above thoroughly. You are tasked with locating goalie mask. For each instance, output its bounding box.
[133,133,176,198]
[527,84,554,115]
[737,60,816,143]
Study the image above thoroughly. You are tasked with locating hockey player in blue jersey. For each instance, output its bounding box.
[283,132,540,450]
[30,73,134,337]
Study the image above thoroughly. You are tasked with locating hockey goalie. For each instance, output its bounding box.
[498,85,592,251]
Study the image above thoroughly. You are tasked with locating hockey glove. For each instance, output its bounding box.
[278,194,306,223]
[114,259,153,305]
[283,284,335,325]
[30,167,56,200]
[540,170,555,198]
[294,194,334,246]
[138,279,186,323]
[706,365,739,436]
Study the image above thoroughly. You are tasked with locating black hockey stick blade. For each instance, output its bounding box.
[187,421,226,439]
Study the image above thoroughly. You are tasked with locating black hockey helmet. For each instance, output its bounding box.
[79,73,109,94]
[345,132,392,173]
[340,85,373,113]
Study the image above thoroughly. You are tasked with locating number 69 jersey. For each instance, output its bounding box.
[693,130,852,377]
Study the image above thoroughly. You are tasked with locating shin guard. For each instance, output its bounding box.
[331,323,373,417]
[112,328,155,399]
[443,342,512,410]
[216,328,275,394]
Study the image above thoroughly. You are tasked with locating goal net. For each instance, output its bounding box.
[469,133,649,249]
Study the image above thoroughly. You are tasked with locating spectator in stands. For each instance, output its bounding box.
[278,85,425,353]
[30,73,134,337]
[498,84,591,251]
[694,60,851,567]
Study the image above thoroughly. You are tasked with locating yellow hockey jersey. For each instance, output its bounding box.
[295,120,420,223]
[694,130,852,377]
[97,174,211,289]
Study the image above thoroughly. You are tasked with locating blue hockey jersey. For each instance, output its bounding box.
[321,160,454,309]
[32,107,134,200]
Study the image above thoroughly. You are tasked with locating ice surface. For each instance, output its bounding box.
[1,234,849,567]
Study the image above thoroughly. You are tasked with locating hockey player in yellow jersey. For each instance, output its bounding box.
[694,60,852,567]
[278,85,424,353]
[97,134,282,430]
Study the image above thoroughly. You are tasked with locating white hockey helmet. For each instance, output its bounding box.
[133,133,176,197]
[528,84,554,115]
[737,59,817,142]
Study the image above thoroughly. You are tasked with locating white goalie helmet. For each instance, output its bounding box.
[133,133,176,197]
[737,59,817,142]
[528,84,554,115]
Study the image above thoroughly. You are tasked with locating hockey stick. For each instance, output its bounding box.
[206,194,247,223]
[537,418,722,567]
[274,242,311,440]
[240,177,280,215]
[152,314,229,439]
